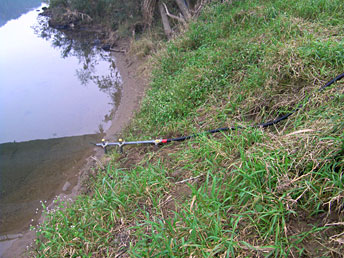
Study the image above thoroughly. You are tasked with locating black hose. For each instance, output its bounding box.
[94,72,344,153]
[165,72,344,143]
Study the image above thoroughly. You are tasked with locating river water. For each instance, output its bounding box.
[0,2,121,254]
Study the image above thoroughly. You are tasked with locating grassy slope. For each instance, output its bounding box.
[34,0,344,257]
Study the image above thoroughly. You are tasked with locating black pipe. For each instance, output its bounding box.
[164,72,344,143]
[95,72,344,153]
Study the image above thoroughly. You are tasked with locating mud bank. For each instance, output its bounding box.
[1,41,147,258]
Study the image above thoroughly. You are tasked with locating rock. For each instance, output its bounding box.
[93,39,101,46]
[0,233,23,241]
[101,44,111,51]
[39,7,52,17]
[62,181,71,192]
[52,24,70,30]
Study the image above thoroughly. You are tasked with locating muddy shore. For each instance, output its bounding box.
[1,41,147,258]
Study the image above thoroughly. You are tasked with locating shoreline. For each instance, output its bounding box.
[1,40,147,258]
[105,40,147,140]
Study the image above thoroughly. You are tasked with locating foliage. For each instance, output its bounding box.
[49,0,143,28]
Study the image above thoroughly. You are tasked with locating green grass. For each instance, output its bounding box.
[33,0,344,257]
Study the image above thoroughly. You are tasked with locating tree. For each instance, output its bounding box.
[47,0,212,39]
[142,0,156,27]
[158,1,172,38]
[156,0,211,38]
[175,0,191,20]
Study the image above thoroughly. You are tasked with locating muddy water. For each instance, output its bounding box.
[0,134,98,233]
[0,3,122,255]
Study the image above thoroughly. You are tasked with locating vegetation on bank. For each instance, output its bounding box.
[33,0,344,257]
[48,0,141,30]
[47,0,211,39]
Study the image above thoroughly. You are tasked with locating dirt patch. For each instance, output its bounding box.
[105,40,148,140]
[287,211,344,257]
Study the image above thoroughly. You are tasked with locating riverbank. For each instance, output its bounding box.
[32,0,344,257]
[1,38,148,258]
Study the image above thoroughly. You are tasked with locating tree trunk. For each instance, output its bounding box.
[142,0,157,27]
[175,0,191,20]
[159,2,172,39]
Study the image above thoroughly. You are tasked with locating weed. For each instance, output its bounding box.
[34,0,344,257]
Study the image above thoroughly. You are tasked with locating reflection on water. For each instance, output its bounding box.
[0,3,122,253]
[35,13,122,113]
[0,4,122,143]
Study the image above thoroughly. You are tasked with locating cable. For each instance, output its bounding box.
[95,72,344,152]
[165,72,344,143]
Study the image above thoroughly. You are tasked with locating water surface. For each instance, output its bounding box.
[0,4,120,143]
[0,2,121,253]
[0,0,42,27]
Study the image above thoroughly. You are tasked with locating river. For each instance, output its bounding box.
[0,2,122,255]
